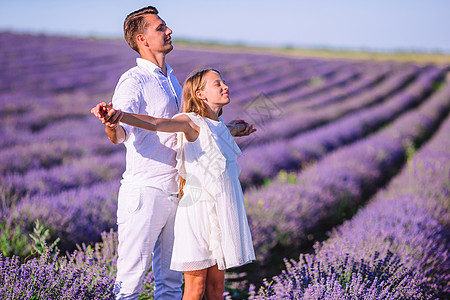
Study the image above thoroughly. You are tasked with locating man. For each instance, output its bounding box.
[92,6,254,299]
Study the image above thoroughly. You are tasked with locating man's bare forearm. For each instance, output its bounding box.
[106,125,126,144]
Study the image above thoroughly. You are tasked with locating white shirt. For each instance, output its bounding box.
[112,58,182,192]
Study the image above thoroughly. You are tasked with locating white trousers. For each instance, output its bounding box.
[114,184,182,300]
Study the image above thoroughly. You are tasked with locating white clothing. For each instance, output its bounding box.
[115,184,182,300]
[170,113,255,271]
[112,58,183,299]
[112,58,182,193]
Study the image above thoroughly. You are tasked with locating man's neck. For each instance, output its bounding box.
[140,51,167,76]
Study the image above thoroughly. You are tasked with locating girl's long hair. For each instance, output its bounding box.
[182,68,222,116]
[178,68,222,199]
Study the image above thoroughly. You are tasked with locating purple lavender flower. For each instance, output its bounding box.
[254,91,450,299]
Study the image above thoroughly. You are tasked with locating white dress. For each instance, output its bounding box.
[170,112,255,271]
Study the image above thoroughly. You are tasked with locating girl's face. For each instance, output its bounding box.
[197,71,230,107]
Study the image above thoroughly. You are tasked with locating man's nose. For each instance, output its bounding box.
[166,26,173,35]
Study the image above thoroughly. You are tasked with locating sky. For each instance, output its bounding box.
[1,0,449,53]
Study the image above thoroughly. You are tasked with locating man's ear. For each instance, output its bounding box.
[136,34,147,48]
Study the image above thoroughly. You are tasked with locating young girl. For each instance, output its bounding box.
[95,68,255,300]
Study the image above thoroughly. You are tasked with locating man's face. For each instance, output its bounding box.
[139,14,173,54]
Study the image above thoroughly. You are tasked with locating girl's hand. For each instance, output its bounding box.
[90,101,109,118]
[236,122,256,136]
[227,120,256,137]
[91,102,123,128]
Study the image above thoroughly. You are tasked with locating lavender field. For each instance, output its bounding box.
[0,32,449,299]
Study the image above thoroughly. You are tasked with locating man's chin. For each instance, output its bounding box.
[164,44,174,54]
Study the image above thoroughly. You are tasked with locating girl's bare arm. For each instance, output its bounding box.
[121,112,199,141]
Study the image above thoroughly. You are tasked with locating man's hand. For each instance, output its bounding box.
[227,119,256,137]
[90,102,126,145]
[90,102,123,129]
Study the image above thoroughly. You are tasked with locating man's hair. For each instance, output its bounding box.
[124,6,159,53]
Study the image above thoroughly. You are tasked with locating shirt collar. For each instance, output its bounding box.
[136,58,173,76]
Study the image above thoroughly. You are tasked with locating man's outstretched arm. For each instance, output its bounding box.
[105,124,126,145]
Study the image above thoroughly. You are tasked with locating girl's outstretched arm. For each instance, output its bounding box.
[97,103,199,142]
[122,112,199,141]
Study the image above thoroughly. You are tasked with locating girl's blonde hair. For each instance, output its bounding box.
[178,68,222,199]
[181,68,222,116]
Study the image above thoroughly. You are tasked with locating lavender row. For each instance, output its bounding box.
[227,62,412,125]
[229,61,393,122]
[1,151,124,198]
[0,140,83,175]
[225,57,325,90]
[0,33,362,114]
[229,62,397,124]
[238,66,444,187]
[0,34,408,122]
[235,62,387,120]
[0,92,118,151]
[3,64,432,252]
[240,62,434,147]
[1,117,121,174]
[0,58,324,126]
[1,70,445,261]
[234,64,423,147]
[169,49,316,86]
[230,60,349,104]
[0,227,155,299]
[0,117,116,156]
[0,250,115,299]
[230,59,324,98]
[0,69,412,180]
[0,41,133,94]
[0,63,404,132]
[0,92,101,133]
[273,62,385,108]
[254,95,450,300]
[226,61,390,122]
[282,63,392,111]
[1,179,120,253]
[2,33,306,95]
[244,80,450,265]
[0,135,120,176]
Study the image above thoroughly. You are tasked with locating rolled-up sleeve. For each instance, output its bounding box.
[112,74,142,142]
